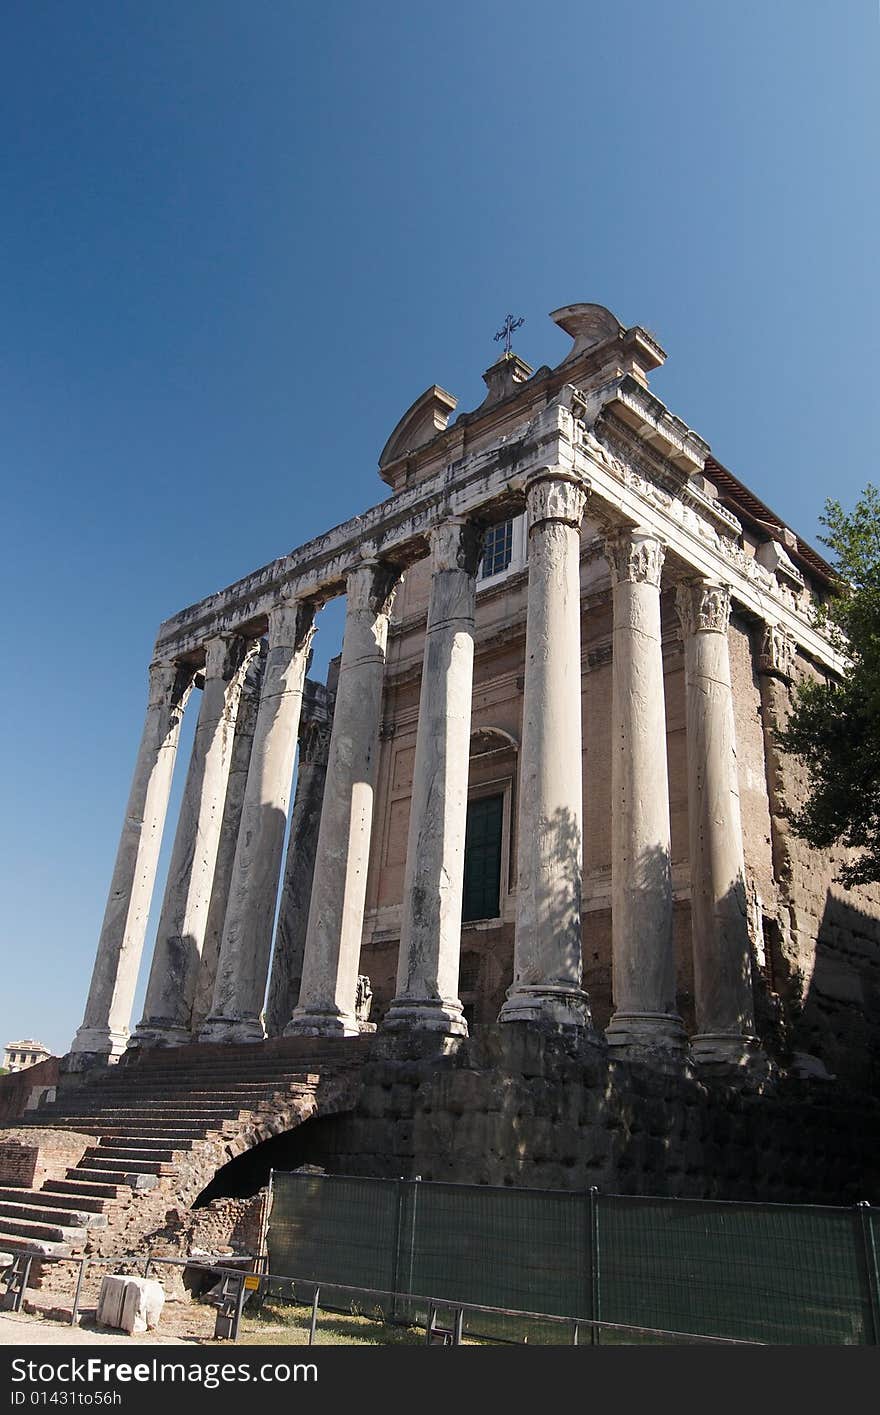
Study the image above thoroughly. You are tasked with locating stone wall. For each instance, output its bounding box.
[258,1027,880,1207]
[759,659,880,1087]
[0,1128,96,1189]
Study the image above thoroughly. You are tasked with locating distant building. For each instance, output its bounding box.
[2,1039,51,1073]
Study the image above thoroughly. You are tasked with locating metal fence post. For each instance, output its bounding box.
[71,1258,88,1327]
[589,1186,600,1346]
[390,1178,405,1323]
[308,1285,320,1346]
[857,1202,880,1345]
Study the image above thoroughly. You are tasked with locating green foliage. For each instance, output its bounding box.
[776,485,880,886]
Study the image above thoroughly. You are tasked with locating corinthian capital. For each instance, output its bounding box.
[345,559,402,619]
[604,529,665,589]
[675,580,732,637]
[525,470,588,533]
[428,518,485,577]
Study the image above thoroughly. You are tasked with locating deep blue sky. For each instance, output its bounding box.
[2,2,877,1056]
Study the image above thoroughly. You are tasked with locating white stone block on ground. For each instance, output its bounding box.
[97,1275,164,1333]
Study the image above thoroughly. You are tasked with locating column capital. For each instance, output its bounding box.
[147,660,182,707]
[267,598,317,652]
[758,621,797,681]
[344,559,402,618]
[428,517,485,576]
[525,470,588,532]
[675,579,731,637]
[604,527,665,589]
[203,633,258,685]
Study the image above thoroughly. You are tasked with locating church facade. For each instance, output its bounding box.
[70,303,880,1091]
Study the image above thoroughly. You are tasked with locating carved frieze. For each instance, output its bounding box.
[758,622,797,681]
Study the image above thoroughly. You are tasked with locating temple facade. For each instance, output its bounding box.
[69,303,880,1089]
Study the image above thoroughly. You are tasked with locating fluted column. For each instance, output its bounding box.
[131,634,255,1046]
[191,644,267,1033]
[604,529,686,1055]
[500,470,591,1028]
[676,579,759,1066]
[70,660,194,1059]
[287,560,400,1036]
[199,599,316,1043]
[383,518,483,1035]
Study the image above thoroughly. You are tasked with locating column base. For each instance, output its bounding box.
[284,1007,360,1038]
[498,984,591,1030]
[691,1032,766,1071]
[127,1022,193,1050]
[197,1014,266,1044]
[68,1025,128,1061]
[382,996,468,1037]
[605,1011,689,1057]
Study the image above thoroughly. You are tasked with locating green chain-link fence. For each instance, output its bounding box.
[266,1172,880,1344]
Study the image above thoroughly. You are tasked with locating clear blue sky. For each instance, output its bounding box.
[1,2,877,1056]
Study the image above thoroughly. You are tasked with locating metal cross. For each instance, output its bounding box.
[494,313,524,355]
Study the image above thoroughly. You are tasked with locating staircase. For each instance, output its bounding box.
[0,1035,371,1261]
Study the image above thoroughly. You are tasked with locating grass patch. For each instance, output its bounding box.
[240,1300,436,1347]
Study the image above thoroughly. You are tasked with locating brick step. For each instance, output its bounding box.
[0,1213,87,1244]
[44,1179,131,1201]
[0,1232,73,1258]
[38,1121,213,1139]
[96,1136,199,1153]
[0,1186,111,1216]
[0,1199,107,1231]
[72,1064,333,1081]
[31,1083,321,1116]
[76,1156,171,1177]
[86,1146,180,1165]
[64,1167,153,1190]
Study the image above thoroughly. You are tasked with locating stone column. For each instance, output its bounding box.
[287,560,400,1036]
[383,518,483,1035]
[603,529,686,1055]
[70,660,194,1059]
[131,634,255,1046]
[265,690,333,1036]
[191,644,267,1033]
[199,599,316,1043]
[676,579,759,1065]
[499,471,591,1028]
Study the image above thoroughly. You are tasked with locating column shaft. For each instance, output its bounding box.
[132,635,254,1046]
[287,561,399,1036]
[70,661,194,1058]
[676,580,759,1065]
[383,519,483,1035]
[199,600,316,1043]
[500,471,591,1028]
[265,695,333,1036]
[604,529,685,1054]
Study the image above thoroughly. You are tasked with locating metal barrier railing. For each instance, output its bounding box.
[0,1248,764,1345]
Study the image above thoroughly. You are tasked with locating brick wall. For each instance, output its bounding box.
[0,1128,96,1188]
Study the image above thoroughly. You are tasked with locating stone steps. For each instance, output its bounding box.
[0,1231,73,1258]
[0,1198,107,1230]
[0,1038,367,1264]
[0,1185,110,1216]
[45,1178,131,1201]
[0,1211,87,1244]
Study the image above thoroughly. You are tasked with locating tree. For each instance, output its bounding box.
[776,484,880,886]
